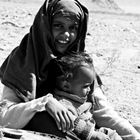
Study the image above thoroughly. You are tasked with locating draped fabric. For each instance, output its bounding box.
[0,0,89,101]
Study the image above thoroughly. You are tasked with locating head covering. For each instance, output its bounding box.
[0,0,88,101]
[52,0,81,22]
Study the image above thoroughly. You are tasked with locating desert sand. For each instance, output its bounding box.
[0,0,140,126]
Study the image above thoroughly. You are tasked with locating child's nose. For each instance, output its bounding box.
[87,87,90,92]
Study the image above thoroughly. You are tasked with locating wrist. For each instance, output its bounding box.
[34,93,53,112]
[44,93,54,110]
[44,93,54,102]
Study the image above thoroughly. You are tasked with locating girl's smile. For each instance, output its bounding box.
[52,16,79,54]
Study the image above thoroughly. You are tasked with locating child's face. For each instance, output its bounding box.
[68,66,94,98]
[52,16,78,54]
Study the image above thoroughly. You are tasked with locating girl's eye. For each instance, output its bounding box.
[70,25,78,31]
[53,23,63,29]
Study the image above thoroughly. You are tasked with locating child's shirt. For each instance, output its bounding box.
[53,89,95,123]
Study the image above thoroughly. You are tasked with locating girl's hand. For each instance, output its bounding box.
[45,96,76,132]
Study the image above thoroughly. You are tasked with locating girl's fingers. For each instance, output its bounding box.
[67,111,75,131]
[54,114,61,131]
[68,107,77,116]
[58,112,66,132]
[63,111,71,131]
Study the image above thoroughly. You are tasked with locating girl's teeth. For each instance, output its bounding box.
[58,40,68,44]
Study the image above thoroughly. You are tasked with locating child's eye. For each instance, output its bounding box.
[83,85,90,89]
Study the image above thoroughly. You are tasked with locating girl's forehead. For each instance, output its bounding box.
[53,15,79,25]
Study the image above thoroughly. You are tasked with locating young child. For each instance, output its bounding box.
[47,52,122,140]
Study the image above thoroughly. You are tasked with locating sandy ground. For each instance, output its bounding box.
[0,0,140,126]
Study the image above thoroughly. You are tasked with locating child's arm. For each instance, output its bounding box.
[92,87,140,140]
[73,118,111,140]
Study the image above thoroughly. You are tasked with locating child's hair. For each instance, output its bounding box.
[53,52,95,82]
[47,52,95,92]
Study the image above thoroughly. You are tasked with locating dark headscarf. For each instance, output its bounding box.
[0,0,88,102]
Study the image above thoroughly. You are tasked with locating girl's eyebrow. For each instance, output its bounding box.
[53,20,62,23]
[52,21,64,25]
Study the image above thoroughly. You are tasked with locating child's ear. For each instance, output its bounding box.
[63,80,71,91]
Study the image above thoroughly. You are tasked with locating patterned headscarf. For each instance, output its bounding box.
[0,0,89,101]
[52,0,82,21]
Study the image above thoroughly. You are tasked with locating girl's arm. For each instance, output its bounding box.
[0,86,52,128]
[93,87,140,140]
[0,86,75,132]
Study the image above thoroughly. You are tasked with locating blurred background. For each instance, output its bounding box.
[116,0,140,14]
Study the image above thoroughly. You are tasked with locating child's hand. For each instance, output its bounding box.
[45,96,76,132]
[91,131,110,140]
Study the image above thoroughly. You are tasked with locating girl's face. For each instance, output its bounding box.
[52,16,79,54]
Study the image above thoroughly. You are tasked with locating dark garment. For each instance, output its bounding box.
[23,97,122,140]
[0,0,88,102]
[24,111,80,140]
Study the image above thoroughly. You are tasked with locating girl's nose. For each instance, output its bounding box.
[64,31,70,38]
[61,31,70,41]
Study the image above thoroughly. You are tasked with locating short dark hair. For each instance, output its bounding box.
[51,52,95,81]
[46,52,95,93]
